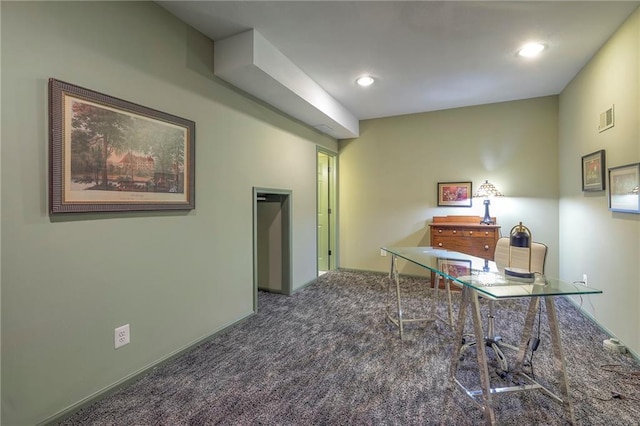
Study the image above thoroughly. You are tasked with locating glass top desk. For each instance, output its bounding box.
[381,246,603,425]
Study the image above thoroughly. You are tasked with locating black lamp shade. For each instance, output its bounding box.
[510,231,530,248]
[509,222,531,248]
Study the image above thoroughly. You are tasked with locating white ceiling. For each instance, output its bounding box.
[158,1,639,125]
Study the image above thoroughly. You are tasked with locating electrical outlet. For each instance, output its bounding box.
[114,324,130,349]
[583,274,588,286]
[380,249,387,257]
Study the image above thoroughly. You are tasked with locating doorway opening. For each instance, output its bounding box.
[317,149,337,276]
[253,188,292,309]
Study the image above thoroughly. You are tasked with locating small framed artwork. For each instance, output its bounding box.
[437,181,472,207]
[49,79,195,214]
[608,163,640,213]
[437,258,472,279]
[582,149,606,191]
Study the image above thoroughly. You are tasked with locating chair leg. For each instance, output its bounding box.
[457,299,514,373]
[486,300,511,372]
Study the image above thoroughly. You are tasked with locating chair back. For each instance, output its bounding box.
[493,237,547,274]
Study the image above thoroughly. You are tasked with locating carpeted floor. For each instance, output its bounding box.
[59,270,640,425]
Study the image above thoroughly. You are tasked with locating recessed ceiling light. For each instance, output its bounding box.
[518,43,545,58]
[356,76,375,87]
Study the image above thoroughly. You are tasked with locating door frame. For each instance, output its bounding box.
[317,147,338,274]
[252,187,292,311]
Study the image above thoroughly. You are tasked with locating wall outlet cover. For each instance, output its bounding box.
[114,324,130,349]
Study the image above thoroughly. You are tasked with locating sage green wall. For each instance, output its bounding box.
[338,96,560,278]
[0,2,3,422]
[0,2,336,425]
[559,7,640,357]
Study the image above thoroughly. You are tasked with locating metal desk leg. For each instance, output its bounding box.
[450,285,469,379]
[432,273,454,328]
[385,254,404,338]
[514,297,576,425]
[386,254,438,339]
[445,277,454,327]
[514,297,540,370]
[453,294,576,425]
[451,287,496,425]
[432,273,440,316]
[545,296,576,424]
[470,289,496,425]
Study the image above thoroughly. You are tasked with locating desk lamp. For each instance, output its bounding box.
[506,222,534,280]
[473,180,503,225]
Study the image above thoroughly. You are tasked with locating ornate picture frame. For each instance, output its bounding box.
[437,181,472,207]
[581,149,606,192]
[49,79,195,214]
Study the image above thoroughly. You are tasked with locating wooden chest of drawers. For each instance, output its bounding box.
[429,215,501,261]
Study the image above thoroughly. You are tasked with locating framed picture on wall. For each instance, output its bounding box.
[608,163,640,213]
[437,181,472,207]
[581,149,606,191]
[49,78,196,214]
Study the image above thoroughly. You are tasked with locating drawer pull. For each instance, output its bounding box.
[484,245,489,250]
[452,230,457,234]
[438,243,443,247]
[469,231,473,235]
[485,231,489,236]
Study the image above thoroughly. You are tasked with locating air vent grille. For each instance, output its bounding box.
[598,105,614,133]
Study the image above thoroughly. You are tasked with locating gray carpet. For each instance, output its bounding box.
[59,270,640,425]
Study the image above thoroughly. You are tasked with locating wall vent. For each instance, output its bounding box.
[598,105,614,133]
[313,124,335,136]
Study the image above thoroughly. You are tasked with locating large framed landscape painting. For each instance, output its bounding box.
[49,78,195,214]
